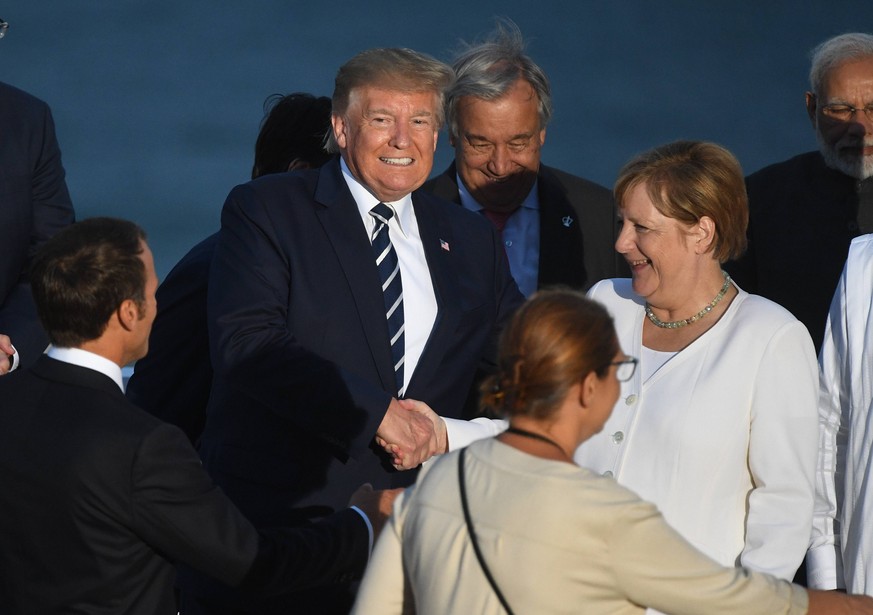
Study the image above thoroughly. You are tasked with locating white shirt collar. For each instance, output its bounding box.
[46,346,125,392]
[340,158,413,237]
[456,171,540,214]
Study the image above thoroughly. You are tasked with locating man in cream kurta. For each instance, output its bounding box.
[808,233,873,593]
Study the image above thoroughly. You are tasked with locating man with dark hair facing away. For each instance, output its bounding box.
[0,217,394,614]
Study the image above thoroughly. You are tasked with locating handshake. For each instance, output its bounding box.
[348,399,448,541]
[375,398,448,470]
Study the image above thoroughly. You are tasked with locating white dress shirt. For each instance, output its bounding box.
[341,159,437,397]
[808,233,873,593]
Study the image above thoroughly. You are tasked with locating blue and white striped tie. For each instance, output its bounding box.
[370,203,405,395]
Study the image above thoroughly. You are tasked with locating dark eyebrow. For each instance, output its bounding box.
[464,132,535,142]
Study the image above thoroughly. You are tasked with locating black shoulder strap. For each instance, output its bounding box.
[458,448,515,615]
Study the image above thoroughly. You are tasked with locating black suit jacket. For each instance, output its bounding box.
[0,356,369,614]
[199,159,523,522]
[422,162,626,291]
[127,233,218,444]
[725,151,871,351]
[0,82,74,366]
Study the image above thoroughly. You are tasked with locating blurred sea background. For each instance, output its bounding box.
[4,1,873,277]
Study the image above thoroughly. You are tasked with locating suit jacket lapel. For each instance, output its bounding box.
[426,162,463,205]
[432,163,584,288]
[536,166,586,288]
[406,192,460,395]
[312,162,397,393]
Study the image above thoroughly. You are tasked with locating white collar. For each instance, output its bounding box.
[47,346,125,392]
[340,157,414,237]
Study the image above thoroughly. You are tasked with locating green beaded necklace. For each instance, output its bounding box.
[645,270,732,329]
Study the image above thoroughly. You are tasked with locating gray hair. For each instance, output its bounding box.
[809,32,873,96]
[445,19,552,141]
[324,47,454,153]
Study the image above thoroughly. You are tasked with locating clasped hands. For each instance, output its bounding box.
[375,398,448,470]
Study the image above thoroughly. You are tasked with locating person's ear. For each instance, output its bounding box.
[117,299,140,332]
[694,216,716,254]
[331,114,348,150]
[805,91,818,126]
[579,371,599,408]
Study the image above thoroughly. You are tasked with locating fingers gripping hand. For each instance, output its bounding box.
[376,398,442,470]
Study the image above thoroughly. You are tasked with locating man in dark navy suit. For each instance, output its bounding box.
[0,77,74,374]
[184,47,523,614]
[0,218,392,614]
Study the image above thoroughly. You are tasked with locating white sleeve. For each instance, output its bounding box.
[740,318,819,580]
[443,417,508,451]
[806,267,848,590]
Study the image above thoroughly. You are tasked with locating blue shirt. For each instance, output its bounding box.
[457,175,540,297]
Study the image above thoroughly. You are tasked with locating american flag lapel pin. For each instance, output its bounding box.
[440,239,450,251]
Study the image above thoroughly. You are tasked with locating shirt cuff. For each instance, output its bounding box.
[6,347,18,372]
[350,505,374,559]
[806,543,844,590]
[443,417,508,451]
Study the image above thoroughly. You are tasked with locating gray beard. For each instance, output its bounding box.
[816,130,873,180]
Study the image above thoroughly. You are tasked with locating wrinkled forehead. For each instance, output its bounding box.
[821,56,873,98]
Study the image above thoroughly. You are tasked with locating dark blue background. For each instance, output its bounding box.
[4,1,872,276]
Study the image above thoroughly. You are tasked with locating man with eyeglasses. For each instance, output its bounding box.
[423,21,626,305]
[726,32,873,352]
[0,16,76,375]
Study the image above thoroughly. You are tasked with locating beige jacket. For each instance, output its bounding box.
[353,438,807,615]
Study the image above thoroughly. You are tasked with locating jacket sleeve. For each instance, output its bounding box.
[131,423,369,592]
[612,492,808,615]
[741,319,819,579]
[207,183,391,455]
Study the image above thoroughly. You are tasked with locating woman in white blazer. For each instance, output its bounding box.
[575,141,819,582]
[353,290,869,615]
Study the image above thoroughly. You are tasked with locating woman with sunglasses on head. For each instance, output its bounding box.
[353,289,870,614]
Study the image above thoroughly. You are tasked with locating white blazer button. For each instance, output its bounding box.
[625,394,637,405]
[612,431,624,444]
[603,470,614,477]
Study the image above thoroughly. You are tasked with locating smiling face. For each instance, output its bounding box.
[452,78,546,213]
[807,56,873,179]
[331,86,439,202]
[615,182,701,307]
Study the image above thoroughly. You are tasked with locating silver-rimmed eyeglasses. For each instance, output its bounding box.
[821,103,873,123]
[607,357,638,382]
